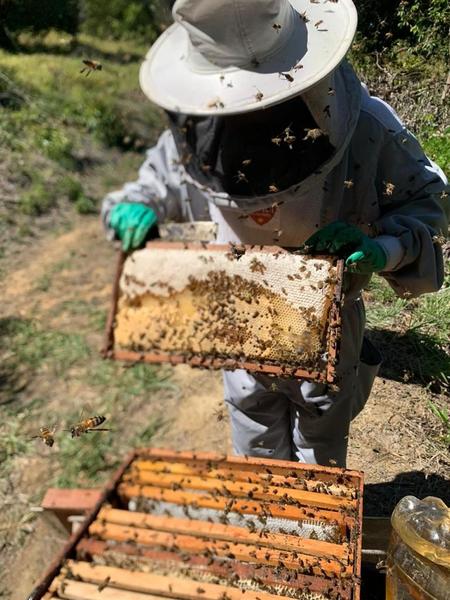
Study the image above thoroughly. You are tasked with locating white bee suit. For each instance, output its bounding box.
[102,63,448,466]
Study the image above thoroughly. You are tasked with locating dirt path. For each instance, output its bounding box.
[1,216,448,599]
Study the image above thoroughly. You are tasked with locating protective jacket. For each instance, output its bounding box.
[102,62,448,466]
[103,62,448,299]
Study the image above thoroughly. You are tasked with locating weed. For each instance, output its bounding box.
[74,194,97,214]
[59,175,83,202]
[421,127,450,175]
[19,182,55,216]
[35,126,74,167]
[428,401,450,446]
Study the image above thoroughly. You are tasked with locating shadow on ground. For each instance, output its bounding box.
[364,471,450,516]
[366,327,450,393]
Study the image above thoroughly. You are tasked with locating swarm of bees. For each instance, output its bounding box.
[30,413,109,448]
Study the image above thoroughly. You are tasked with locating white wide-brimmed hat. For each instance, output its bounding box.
[140,0,357,115]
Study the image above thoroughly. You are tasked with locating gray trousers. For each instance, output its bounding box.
[224,299,381,467]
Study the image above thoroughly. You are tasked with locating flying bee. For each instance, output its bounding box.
[343,179,354,189]
[31,425,56,447]
[80,59,102,77]
[242,159,252,166]
[303,127,324,141]
[271,136,282,146]
[66,415,109,438]
[235,170,248,184]
[314,20,324,29]
[268,184,279,193]
[283,129,296,149]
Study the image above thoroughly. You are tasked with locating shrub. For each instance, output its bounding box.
[396,0,450,56]
[0,0,79,49]
[355,0,449,57]
[80,0,168,43]
[19,182,54,215]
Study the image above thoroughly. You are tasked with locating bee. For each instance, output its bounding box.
[299,11,309,23]
[328,87,336,95]
[303,128,324,141]
[283,126,296,149]
[272,23,282,33]
[271,136,282,146]
[80,59,102,76]
[323,105,331,118]
[97,576,111,592]
[31,425,56,447]
[207,97,225,109]
[255,90,264,101]
[242,159,252,166]
[314,20,324,28]
[384,181,395,196]
[213,407,226,422]
[66,414,109,438]
[293,60,304,71]
[343,179,354,189]
[235,170,248,184]
[268,184,279,193]
[279,72,294,82]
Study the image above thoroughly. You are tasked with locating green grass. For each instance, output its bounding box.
[0,33,164,245]
[428,400,450,446]
[365,273,450,391]
[421,127,450,175]
[0,311,170,487]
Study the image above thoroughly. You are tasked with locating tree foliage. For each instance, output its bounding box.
[0,0,447,57]
[355,0,449,56]
[79,0,168,43]
[0,0,79,48]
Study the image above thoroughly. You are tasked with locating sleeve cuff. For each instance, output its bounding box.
[375,235,405,271]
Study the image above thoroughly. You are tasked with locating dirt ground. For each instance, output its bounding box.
[1,216,448,599]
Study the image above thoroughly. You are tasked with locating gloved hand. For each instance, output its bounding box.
[304,221,387,274]
[109,203,157,251]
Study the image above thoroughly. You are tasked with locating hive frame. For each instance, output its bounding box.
[28,449,363,600]
[103,243,344,383]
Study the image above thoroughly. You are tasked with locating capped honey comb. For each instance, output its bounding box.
[105,243,343,382]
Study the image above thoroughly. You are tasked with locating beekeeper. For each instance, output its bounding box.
[102,0,448,467]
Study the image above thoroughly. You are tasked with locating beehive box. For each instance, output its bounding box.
[104,243,343,383]
[30,449,363,600]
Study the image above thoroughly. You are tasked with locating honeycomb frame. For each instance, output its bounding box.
[103,243,344,383]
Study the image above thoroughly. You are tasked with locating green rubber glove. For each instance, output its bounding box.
[109,203,157,251]
[304,221,387,274]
